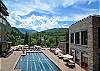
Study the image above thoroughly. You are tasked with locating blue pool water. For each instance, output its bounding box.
[15,52,61,71]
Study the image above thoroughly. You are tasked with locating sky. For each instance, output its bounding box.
[3,0,100,31]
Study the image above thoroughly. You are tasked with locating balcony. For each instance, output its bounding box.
[0,1,9,16]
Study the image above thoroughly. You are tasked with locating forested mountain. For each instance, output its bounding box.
[31,28,69,48]
[7,27,69,47]
[7,27,25,45]
[43,28,68,36]
[18,28,37,34]
[12,27,24,36]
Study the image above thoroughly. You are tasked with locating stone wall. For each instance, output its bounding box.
[92,16,100,71]
[69,15,99,71]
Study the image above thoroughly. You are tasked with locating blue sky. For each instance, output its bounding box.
[3,0,100,31]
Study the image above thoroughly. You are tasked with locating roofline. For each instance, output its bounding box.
[0,0,7,10]
[70,15,100,27]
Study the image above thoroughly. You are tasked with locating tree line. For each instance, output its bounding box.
[7,27,69,48]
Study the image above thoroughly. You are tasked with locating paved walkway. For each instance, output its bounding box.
[0,51,22,71]
[0,58,1,70]
[42,49,85,71]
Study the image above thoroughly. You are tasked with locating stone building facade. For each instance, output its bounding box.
[0,1,11,54]
[69,15,100,71]
[57,41,69,54]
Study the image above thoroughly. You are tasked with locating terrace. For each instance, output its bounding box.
[0,46,85,71]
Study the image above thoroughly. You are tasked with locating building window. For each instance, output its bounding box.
[82,56,88,69]
[3,19,6,25]
[81,31,88,45]
[98,27,100,48]
[0,25,1,32]
[75,32,80,44]
[99,54,100,70]
[0,17,2,23]
[71,33,74,43]
[0,35,1,42]
[75,50,80,65]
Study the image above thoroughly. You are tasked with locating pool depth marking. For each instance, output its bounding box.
[33,53,37,71]
[37,52,46,71]
[27,54,28,71]
[36,53,42,71]
[42,53,55,71]
[39,53,47,71]
[30,53,32,71]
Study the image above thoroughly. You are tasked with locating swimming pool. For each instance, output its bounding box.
[15,52,61,71]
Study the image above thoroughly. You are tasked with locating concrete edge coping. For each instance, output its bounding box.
[13,51,22,71]
[42,50,62,71]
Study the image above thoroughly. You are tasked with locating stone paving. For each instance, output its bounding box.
[0,48,85,71]
[0,51,22,71]
[42,49,85,71]
[0,58,1,71]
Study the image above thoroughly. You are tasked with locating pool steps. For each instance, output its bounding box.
[21,51,42,56]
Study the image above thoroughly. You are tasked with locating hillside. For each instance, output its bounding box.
[31,28,69,47]
[12,27,23,35]
[43,28,68,36]
[44,28,68,32]
[18,28,37,34]
[7,27,24,45]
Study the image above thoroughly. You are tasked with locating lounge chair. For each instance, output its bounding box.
[58,53,63,59]
[66,60,75,68]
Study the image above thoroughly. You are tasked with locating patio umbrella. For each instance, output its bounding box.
[55,48,62,54]
[55,48,62,53]
[63,54,73,59]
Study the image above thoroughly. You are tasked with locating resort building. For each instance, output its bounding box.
[69,15,100,71]
[0,1,11,54]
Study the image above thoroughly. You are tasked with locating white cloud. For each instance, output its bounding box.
[62,0,98,7]
[61,23,69,28]
[34,0,52,11]
[18,15,59,31]
[7,10,98,31]
[62,0,78,7]
[71,13,96,21]
[7,8,98,31]
[4,0,99,31]
[6,11,22,27]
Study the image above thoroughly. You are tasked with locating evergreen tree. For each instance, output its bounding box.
[24,32,29,45]
[55,36,58,47]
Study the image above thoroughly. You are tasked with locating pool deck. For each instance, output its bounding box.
[0,48,85,71]
[42,49,85,71]
[0,51,22,71]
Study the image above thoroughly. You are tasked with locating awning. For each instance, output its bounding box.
[63,54,73,59]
